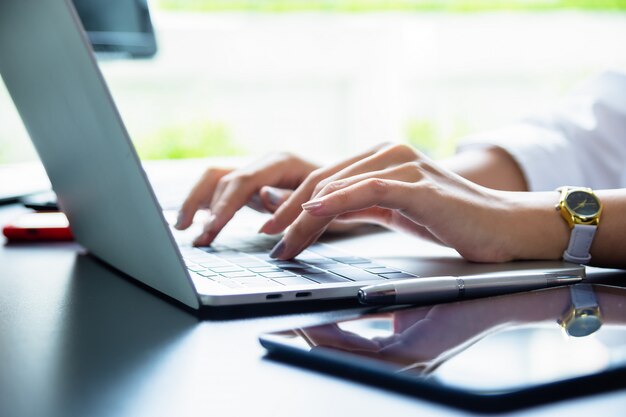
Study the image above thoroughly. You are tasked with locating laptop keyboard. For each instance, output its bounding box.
[180,237,418,290]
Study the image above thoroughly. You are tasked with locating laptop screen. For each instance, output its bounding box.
[0,0,157,202]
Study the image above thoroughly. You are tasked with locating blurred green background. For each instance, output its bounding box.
[157,0,626,12]
[1,0,625,163]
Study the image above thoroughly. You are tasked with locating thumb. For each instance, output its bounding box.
[260,186,292,212]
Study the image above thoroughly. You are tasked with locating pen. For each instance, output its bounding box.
[358,272,585,305]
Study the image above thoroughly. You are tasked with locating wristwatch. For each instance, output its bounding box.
[556,186,602,264]
[558,283,602,337]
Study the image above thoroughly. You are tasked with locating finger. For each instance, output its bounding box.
[314,161,425,202]
[245,192,268,213]
[276,178,425,260]
[193,154,317,245]
[260,142,394,235]
[176,167,231,230]
[302,178,413,217]
[310,143,422,198]
[259,186,292,212]
[277,158,435,257]
[244,187,291,214]
[269,212,331,260]
[269,160,426,259]
[194,176,265,246]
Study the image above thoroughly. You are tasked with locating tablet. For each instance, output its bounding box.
[259,284,626,412]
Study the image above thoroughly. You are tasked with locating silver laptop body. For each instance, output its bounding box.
[0,0,584,310]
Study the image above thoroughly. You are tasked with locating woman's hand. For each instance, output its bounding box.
[175,145,391,246]
[268,144,570,263]
[174,153,317,245]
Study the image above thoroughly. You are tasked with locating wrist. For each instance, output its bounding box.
[500,191,571,261]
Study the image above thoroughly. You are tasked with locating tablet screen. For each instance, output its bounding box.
[261,284,626,397]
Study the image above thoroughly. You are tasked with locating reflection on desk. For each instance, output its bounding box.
[263,285,626,411]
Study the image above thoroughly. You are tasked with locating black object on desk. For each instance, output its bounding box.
[20,191,59,211]
[260,284,626,413]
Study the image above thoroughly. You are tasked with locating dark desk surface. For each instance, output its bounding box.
[2,203,626,417]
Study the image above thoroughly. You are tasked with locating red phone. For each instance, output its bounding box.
[2,212,73,242]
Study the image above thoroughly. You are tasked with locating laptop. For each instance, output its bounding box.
[0,0,585,310]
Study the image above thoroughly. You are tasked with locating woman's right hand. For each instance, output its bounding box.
[175,145,391,246]
[174,152,317,245]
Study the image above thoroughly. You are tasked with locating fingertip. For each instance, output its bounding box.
[260,186,283,207]
[269,239,286,259]
[193,230,214,247]
[192,235,206,247]
[258,220,271,234]
[193,213,220,244]
[174,211,191,230]
[259,218,280,235]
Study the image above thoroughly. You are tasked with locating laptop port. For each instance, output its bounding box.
[295,292,312,298]
[266,294,282,300]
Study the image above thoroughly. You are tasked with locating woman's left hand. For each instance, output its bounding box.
[268,144,568,263]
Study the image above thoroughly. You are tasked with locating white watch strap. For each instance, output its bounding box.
[569,284,598,309]
[563,224,596,264]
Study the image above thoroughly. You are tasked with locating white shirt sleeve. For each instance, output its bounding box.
[458,71,626,192]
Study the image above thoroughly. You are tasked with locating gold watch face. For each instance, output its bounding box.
[565,190,601,218]
[562,310,603,337]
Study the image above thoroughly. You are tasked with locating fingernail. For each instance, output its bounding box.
[193,214,217,246]
[302,199,323,211]
[265,188,282,206]
[174,211,186,229]
[193,232,208,247]
[269,239,287,259]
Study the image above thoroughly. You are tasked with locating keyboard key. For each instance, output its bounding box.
[212,250,240,257]
[184,254,216,262]
[354,263,385,270]
[186,265,204,272]
[197,247,217,253]
[268,260,306,267]
[298,267,326,275]
[260,271,297,278]
[217,255,249,263]
[234,260,269,268]
[272,276,316,286]
[249,266,282,273]
[247,252,273,261]
[364,267,400,274]
[307,243,346,258]
[210,266,244,273]
[331,256,371,264]
[302,272,350,284]
[378,272,418,280]
[303,259,339,267]
[228,276,262,283]
[239,280,283,288]
[220,271,258,278]
[198,261,231,268]
[196,270,219,277]
[278,264,311,271]
[295,251,325,261]
[328,268,384,282]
